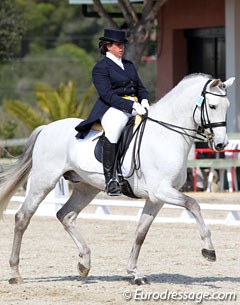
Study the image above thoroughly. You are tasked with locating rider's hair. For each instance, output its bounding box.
[99,41,112,55]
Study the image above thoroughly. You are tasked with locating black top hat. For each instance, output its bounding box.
[99,29,128,44]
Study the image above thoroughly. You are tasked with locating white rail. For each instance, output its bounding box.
[7,195,240,226]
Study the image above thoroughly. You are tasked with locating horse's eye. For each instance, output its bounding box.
[209,104,216,110]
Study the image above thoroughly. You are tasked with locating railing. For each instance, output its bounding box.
[7,190,240,226]
[187,146,240,192]
[0,138,27,147]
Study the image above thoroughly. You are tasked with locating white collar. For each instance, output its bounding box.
[106,52,124,70]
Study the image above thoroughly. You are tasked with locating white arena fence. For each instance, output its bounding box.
[6,177,240,226]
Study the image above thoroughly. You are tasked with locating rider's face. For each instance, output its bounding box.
[107,42,125,58]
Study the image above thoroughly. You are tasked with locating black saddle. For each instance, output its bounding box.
[94,116,140,198]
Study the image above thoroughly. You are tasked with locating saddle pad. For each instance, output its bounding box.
[75,129,132,177]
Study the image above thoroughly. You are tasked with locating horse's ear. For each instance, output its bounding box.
[209,79,221,88]
[223,77,235,88]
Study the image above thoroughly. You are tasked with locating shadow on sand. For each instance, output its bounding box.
[2,273,237,288]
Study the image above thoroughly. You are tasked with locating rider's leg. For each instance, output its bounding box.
[102,137,121,195]
[101,107,131,196]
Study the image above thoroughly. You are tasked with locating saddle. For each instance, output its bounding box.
[94,115,143,198]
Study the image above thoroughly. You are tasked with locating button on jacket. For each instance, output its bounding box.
[75,56,148,138]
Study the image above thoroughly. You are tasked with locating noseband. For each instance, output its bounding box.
[193,79,227,138]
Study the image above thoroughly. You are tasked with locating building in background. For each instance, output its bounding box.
[157,0,240,133]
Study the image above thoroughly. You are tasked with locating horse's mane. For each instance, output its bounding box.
[169,73,211,95]
[150,73,212,118]
[181,73,212,85]
[155,73,212,105]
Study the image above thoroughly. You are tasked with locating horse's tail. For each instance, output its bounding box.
[0,125,45,219]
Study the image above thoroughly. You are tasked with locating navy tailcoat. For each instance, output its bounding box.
[75,56,148,139]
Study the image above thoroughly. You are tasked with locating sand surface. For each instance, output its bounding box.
[0,209,239,305]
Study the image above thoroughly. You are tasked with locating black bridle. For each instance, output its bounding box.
[145,78,227,143]
[122,79,228,178]
[192,79,227,139]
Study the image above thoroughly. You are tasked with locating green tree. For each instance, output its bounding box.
[16,0,103,56]
[0,0,24,63]
[0,43,95,104]
[4,81,95,131]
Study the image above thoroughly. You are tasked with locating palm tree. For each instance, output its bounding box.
[4,81,95,131]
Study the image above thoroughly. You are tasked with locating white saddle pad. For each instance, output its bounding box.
[75,130,132,177]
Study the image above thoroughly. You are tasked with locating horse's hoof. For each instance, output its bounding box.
[202,248,216,262]
[9,276,24,284]
[77,262,90,278]
[132,277,150,285]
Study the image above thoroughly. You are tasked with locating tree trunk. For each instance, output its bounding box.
[125,24,153,67]
[93,0,167,69]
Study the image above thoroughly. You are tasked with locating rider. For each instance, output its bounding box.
[75,28,149,196]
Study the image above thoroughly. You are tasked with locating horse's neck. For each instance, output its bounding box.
[145,78,207,154]
[150,78,205,128]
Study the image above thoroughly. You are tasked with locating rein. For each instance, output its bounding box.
[123,79,228,178]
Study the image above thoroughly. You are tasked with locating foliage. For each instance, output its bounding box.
[0,0,159,140]
[0,44,96,104]
[3,99,46,130]
[0,120,17,140]
[138,60,157,102]
[15,0,104,56]
[3,81,95,132]
[0,0,24,63]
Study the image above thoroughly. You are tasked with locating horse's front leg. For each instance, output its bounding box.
[154,187,216,262]
[183,194,216,261]
[127,200,163,285]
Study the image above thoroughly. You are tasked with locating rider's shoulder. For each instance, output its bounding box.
[122,58,133,65]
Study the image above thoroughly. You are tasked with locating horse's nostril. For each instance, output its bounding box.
[215,143,225,151]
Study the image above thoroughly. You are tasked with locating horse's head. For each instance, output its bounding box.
[193,77,235,151]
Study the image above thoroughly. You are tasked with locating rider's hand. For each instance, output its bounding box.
[141,99,150,110]
[132,102,147,115]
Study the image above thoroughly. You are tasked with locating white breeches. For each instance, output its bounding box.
[101,107,134,143]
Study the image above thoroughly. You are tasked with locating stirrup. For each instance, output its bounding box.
[106,179,122,196]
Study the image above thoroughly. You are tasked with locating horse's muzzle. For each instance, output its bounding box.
[214,143,226,151]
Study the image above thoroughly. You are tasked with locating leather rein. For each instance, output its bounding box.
[123,79,228,178]
[146,79,227,143]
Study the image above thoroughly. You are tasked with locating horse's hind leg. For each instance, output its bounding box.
[56,183,99,279]
[9,175,58,284]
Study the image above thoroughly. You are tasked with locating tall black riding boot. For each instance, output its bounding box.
[103,137,121,196]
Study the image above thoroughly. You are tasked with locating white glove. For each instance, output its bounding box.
[141,99,150,110]
[132,102,147,115]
